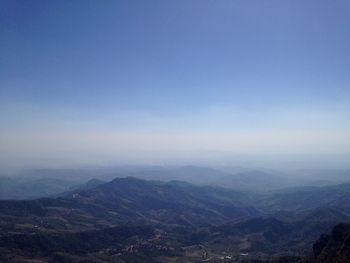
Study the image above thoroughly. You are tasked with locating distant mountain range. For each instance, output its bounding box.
[2,166,350,200]
[0,176,80,200]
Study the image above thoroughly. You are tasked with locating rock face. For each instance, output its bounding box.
[312,223,350,263]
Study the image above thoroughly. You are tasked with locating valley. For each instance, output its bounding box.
[1,172,350,262]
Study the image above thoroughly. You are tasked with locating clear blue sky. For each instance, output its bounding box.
[1,0,350,170]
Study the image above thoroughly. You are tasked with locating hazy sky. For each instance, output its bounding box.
[1,0,350,170]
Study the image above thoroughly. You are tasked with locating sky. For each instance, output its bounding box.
[1,0,350,171]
